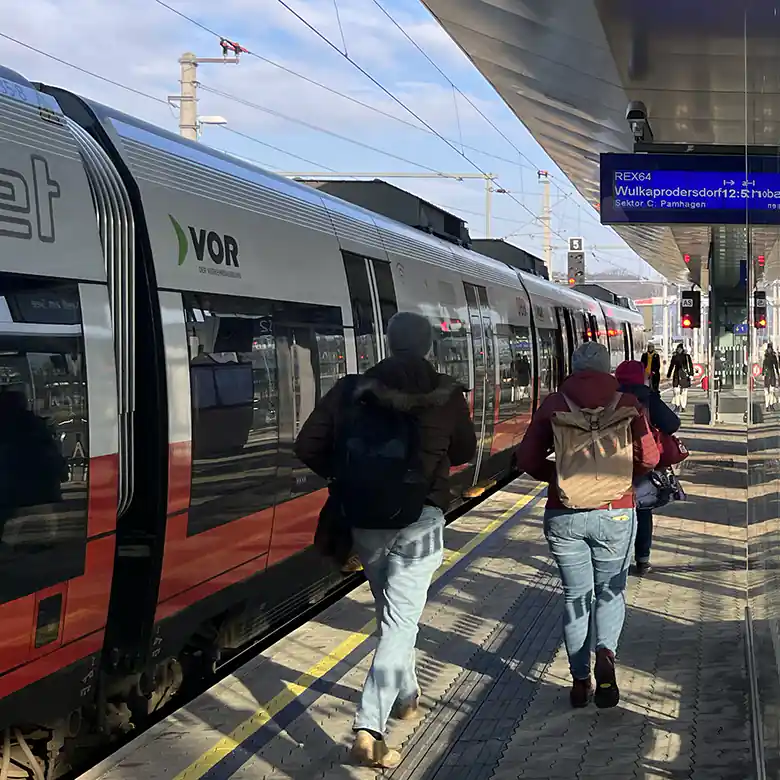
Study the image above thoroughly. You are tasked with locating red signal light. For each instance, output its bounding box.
[758,317,767,329]
[759,255,766,267]
[568,277,576,286]
[682,315,692,328]
[683,254,691,264]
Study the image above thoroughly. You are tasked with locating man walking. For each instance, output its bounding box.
[295,312,476,768]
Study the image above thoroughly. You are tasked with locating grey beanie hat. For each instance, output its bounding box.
[571,341,610,374]
[386,311,433,358]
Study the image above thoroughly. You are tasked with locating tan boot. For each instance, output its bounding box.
[394,695,421,721]
[341,555,364,573]
[351,730,401,768]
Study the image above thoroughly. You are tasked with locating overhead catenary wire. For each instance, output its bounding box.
[218,126,338,171]
[201,84,453,176]
[0,31,333,174]
[148,0,535,171]
[269,0,581,247]
[0,31,170,105]
[149,0,619,244]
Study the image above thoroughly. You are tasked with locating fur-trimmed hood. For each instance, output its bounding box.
[352,372,464,412]
[354,355,466,412]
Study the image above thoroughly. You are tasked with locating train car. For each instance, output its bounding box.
[0,63,645,777]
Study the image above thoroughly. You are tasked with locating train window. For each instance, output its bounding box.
[342,252,379,373]
[316,332,347,397]
[605,318,622,371]
[431,318,470,388]
[342,252,398,373]
[183,293,347,535]
[184,293,280,536]
[372,260,398,331]
[0,274,89,605]
[511,325,533,415]
[580,313,591,342]
[495,324,533,421]
[536,327,559,401]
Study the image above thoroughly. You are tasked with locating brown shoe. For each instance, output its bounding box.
[395,694,421,721]
[570,677,593,708]
[594,648,620,709]
[351,730,401,768]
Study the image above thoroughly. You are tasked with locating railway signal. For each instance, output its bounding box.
[680,290,701,329]
[754,290,767,328]
[567,237,584,286]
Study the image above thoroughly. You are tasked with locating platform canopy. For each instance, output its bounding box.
[421,0,780,283]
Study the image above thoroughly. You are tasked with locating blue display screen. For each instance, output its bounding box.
[600,153,780,225]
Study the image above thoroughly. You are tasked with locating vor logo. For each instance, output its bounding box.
[169,215,241,278]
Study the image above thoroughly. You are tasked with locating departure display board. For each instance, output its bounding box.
[600,153,780,225]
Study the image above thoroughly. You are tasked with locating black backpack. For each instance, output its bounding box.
[330,376,430,530]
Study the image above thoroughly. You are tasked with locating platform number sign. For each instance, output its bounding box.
[568,237,583,252]
[680,290,701,329]
[754,290,767,329]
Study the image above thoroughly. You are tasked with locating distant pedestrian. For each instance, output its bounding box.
[668,343,693,411]
[295,312,476,768]
[641,342,661,392]
[615,360,680,575]
[763,343,778,411]
[515,342,659,710]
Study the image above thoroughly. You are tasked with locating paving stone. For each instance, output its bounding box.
[89,439,757,780]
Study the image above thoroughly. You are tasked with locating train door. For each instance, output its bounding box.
[272,303,349,566]
[464,283,496,485]
[342,251,398,372]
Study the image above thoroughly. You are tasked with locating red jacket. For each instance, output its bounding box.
[516,370,660,510]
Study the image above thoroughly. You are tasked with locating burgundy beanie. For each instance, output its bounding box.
[615,360,646,387]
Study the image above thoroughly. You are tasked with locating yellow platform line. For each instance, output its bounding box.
[175,484,544,779]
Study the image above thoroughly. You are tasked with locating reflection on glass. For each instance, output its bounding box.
[184,294,279,536]
[0,275,88,605]
[431,319,470,388]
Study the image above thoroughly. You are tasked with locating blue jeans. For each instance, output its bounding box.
[544,508,636,680]
[351,506,445,735]
[635,508,653,563]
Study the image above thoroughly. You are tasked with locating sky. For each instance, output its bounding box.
[0,0,660,279]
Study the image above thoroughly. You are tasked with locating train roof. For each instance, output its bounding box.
[39,90,521,288]
[35,82,644,322]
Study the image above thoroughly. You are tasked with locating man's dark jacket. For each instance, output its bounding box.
[617,382,680,436]
[294,356,477,512]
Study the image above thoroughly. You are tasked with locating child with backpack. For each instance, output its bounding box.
[515,342,659,710]
[294,311,476,768]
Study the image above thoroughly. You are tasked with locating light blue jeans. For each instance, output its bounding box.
[543,508,636,680]
[352,506,445,735]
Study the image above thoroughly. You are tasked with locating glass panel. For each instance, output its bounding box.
[342,252,379,374]
[372,260,398,331]
[431,317,470,388]
[183,293,279,536]
[0,274,88,605]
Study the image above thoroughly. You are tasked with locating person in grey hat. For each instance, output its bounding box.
[515,340,659,711]
[295,310,476,768]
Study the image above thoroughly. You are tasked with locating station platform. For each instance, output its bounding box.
[80,428,754,780]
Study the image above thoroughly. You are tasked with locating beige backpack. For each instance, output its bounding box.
[550,393,638,509]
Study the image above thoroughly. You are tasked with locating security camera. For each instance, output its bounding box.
[626,100,653,144]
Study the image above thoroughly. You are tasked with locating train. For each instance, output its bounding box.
[0,63,645,776]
